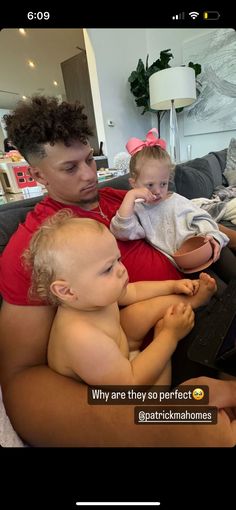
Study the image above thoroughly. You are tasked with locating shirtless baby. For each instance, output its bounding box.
[23,210,217,386]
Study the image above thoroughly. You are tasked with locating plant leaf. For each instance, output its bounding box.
[188,61,202,77]
[128,71,138,83]
[137,59,145,74]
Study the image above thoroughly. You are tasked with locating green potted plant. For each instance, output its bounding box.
[128,49,201,134]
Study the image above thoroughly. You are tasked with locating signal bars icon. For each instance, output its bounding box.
[172,12,185,20]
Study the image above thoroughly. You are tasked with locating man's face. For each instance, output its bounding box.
[31,140,98,206]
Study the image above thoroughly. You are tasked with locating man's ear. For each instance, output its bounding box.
[50,280,78,303]
[29,166,48,186]
[129,177,135,189]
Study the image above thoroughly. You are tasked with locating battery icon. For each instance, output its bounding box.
[203,11,220,20]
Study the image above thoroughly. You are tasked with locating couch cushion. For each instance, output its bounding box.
[210,149,227,173]
[174,157,215,199]
[201,153,223,189]
[210,149,228,186]
[0,196,43,253]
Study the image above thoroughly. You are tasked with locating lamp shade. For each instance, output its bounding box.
[149,66,196,110]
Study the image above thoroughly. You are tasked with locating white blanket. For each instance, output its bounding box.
[0,387,24,447]
[223,197,236,224]
[192,196,236,225]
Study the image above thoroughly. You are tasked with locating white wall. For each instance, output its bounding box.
[88,28,235,165]
[87,29,150,165]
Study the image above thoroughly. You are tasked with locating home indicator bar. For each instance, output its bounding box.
[76,503,161,507]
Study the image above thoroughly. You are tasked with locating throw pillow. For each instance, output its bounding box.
[223,138,236,185]
[174,158,214,199]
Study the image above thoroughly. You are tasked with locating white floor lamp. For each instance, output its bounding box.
[149,67,196,163]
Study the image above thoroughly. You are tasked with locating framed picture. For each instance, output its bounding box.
[183,29,236,136]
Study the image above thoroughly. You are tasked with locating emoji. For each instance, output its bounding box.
[192,388,204,400]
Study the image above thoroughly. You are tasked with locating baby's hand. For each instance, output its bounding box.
[204,235,221,262]
[162,303,195,342]
[174,279,199,296]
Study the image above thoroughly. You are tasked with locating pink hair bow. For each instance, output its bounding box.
[126,128,167,156]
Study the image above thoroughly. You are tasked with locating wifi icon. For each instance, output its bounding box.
[189,11,199,19]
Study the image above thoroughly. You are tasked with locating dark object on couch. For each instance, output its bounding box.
[0,148,233,258]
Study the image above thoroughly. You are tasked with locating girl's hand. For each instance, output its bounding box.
[127,187,157,204]
[117,188,157,218]
[204,235,221,262]
[174,279,200,296]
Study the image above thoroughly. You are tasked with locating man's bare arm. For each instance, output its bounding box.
[0,301,56,385]
[1,302,236,447]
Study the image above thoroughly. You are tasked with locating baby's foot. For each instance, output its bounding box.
[189,272,217,308]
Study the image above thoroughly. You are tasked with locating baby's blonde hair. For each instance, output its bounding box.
[23,209,106,305]
[129,146,174,180]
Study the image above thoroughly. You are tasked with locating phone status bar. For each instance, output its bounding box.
[0,8,233,29]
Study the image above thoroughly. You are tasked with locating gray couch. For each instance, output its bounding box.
[0,148,233,256]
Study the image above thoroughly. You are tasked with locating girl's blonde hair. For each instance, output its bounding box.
[129,146,174,180]
[23,209,105,305]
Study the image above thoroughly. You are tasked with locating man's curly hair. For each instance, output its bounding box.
[3,95,93,162]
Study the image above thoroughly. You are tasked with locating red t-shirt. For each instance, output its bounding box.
[0,188,181,305]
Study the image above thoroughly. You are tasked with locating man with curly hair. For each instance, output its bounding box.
[0,95,236,447]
